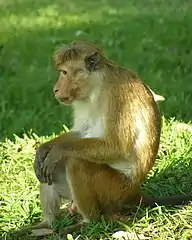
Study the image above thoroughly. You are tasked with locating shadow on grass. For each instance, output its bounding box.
[144,156,192,197]
[0,0,192,140]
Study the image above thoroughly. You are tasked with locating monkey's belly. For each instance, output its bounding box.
[109,159,136,179]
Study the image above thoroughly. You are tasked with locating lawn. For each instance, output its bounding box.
[0,0,192,239]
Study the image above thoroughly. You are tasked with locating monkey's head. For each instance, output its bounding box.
[53,41,106,105]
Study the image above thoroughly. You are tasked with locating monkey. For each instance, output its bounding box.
[31,41,192,235]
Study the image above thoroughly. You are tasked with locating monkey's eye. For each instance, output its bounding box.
[61,70,67,75]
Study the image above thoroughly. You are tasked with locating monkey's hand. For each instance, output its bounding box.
[34,142,53,183]
[42,145,64,185]
[34,131,80,184]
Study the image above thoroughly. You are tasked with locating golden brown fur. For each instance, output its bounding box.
[32,41,192,234]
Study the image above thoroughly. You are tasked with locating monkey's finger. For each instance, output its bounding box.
[48,173,53,185]
[42,165,49,184]
[40,166,45,183]
[47,164,53,185]
[36,151,42,165]
[37,173,43,183]
[45,165,53,185]
[45,168,50,184]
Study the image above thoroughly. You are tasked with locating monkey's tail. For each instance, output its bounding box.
[136,194,192,208]
[122,194,192,212]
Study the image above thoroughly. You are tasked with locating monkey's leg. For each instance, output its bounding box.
[35,164,74,229]
[58,160,101,236]
[59,173,100,234]
[30,183,62,230]
[65,160,101,222]
[67,177,101,222]
[30,164,76,238]
[60,159,140,235]
[65,159,134,222]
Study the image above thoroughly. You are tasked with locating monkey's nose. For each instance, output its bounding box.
[54,88,59,94]
[54,88,61,98]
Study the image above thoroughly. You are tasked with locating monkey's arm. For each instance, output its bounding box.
[44,131,81,146]
[62,138,124,163]
[42,136,131,184]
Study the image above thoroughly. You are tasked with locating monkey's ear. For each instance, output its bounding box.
[85,52,101,71]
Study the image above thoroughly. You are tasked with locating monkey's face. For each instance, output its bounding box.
[53,52,102,105]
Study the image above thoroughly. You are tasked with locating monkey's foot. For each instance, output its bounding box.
[28,220,51,230]
[68,201,78,216]
[30,228,53,237]
[26,220,54,237]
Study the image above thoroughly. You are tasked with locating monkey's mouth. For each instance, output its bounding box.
[58,97,74,105]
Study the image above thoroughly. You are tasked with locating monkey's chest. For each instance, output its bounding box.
[82,117,105,138]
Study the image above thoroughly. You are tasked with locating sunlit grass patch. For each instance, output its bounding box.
[1,119,192,239]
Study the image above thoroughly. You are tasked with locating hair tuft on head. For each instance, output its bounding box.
[53,40,115,69]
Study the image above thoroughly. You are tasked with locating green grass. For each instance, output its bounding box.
[0,0,192,239]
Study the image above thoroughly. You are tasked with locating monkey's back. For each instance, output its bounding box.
[106,66,162,184]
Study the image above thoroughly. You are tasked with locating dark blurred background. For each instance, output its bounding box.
[0,0,191,140]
